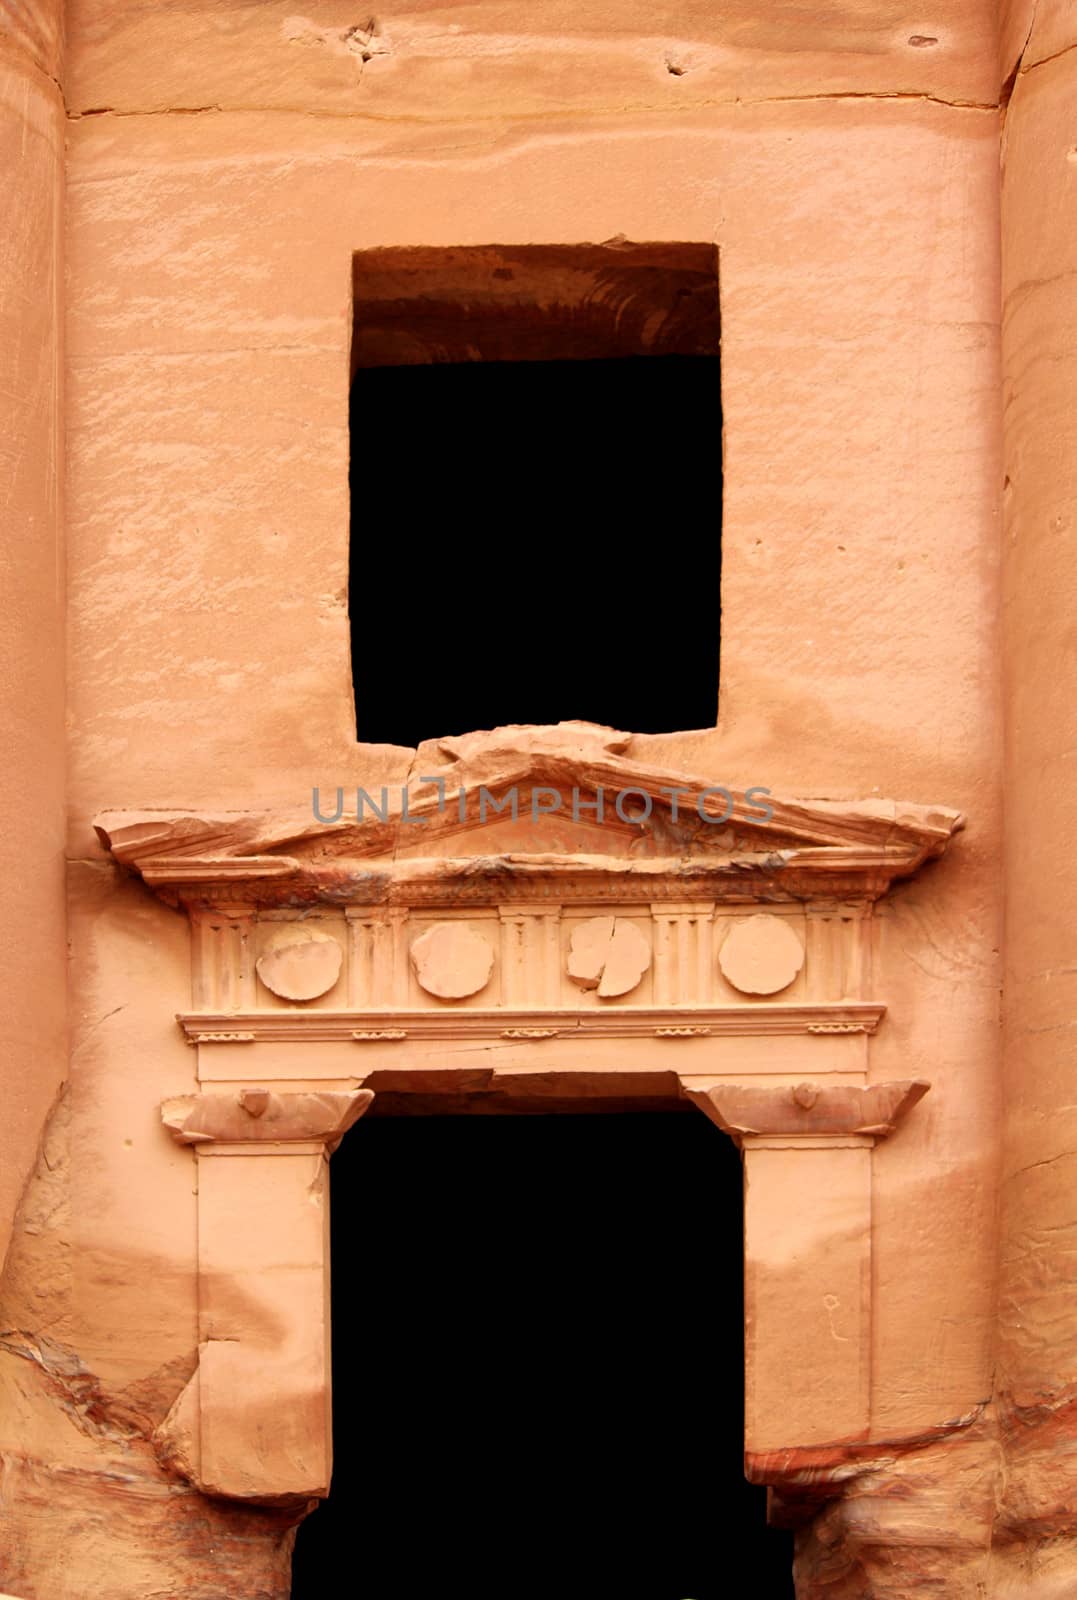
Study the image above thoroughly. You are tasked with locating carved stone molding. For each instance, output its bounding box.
[178,1003,887,1045]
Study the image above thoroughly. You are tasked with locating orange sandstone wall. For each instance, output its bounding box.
[993,0,1077,1588]
[2,1,1008,1595]
[0,1,66,1268]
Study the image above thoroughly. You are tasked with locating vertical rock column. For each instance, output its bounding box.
[0,0,66,1270]
[997,0,1077,1575]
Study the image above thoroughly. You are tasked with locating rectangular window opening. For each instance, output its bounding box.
[349,242,723,748]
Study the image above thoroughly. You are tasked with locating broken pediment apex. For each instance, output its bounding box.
[416,720,633,774]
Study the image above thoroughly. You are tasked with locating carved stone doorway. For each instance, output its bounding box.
[96,722,960,1589]
[290,1107,795,1599]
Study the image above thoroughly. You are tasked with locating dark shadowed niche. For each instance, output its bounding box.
[291,1109,794,1600]
[348,242,723,747]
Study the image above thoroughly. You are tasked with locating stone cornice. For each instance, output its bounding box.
[177,1002,886,1045]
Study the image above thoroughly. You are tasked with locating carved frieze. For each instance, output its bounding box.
[95,725,963,1059]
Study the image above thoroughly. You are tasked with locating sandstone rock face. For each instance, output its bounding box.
[0,0,66,1280]
[991,3,1077,1594]
[3,0,1060,1593]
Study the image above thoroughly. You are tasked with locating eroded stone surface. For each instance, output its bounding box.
[567,916,651,997]
[0,0,67,1293]
[0,0,1023,1594]
[996,25,1077,1590]
[94,750,965,903]
[64,0,998,124]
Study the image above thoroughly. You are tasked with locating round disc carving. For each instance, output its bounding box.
[718,914,805,996]
[411,922,494,1000]
[256,928,343,1002]
[567,916,651,999]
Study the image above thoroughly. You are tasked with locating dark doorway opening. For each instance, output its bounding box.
[291,1110,794,1600]
[349,243,723,747]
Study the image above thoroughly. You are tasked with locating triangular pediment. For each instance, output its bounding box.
[96,722,964,906]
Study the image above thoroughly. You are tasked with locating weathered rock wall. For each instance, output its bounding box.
[0,0,1010,1594]
[0,0,67,1274]
[991,1,1077,1592]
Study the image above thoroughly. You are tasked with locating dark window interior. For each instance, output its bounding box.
[349,243,723,747]
[291,1110,794,1599]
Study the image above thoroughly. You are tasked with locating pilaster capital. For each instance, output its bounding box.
[680,1079,929,1147]
[162,1088,374,1152]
